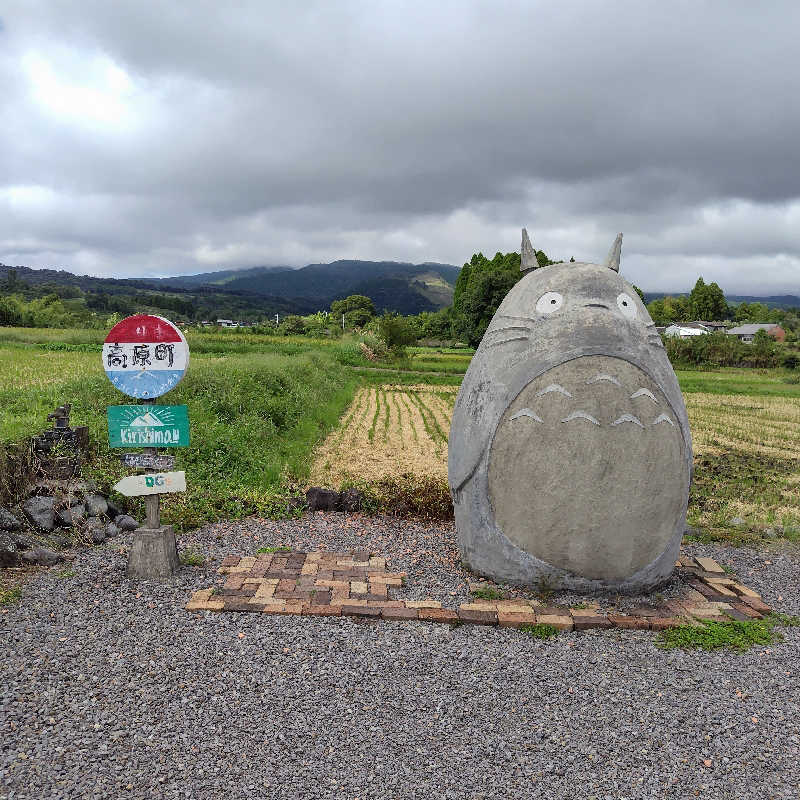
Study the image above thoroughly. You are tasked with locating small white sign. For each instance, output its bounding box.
[113,471,187,497]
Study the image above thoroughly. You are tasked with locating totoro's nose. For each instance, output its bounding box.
[584,302,609,310]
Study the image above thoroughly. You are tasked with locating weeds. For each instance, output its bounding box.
[519,623,560,640]
[256,546,291,554]
[56,568,76,579]
[180,550,206,567]
[656,615,798,652]
[0,585,22,606]
[472,587,505,601]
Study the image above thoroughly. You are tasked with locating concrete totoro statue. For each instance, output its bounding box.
[448,230,692,593]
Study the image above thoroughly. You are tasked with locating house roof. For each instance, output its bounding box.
[727,323,779,335]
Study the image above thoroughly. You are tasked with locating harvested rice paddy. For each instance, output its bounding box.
[310,383,800,537]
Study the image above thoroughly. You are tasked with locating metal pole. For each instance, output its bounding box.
[342,314,345,331]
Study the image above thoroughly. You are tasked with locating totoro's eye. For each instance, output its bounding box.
[616,293,637,319]
[536,292,564,314]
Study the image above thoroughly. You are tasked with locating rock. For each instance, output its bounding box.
[12,532,33,550]
[105,522,121,539]
[21,547,64,566]
[115,515,140,532]
[340,488,363,513]
[0,508,22,531]
[52,535,74,550]
[22,496,56,532]
[90,527,106,545]
[105,499,123,519]
[84,494,108,517]
[728,517,747,529]
[305,487,341,512]
[762,527,779,539]
[56,507,74,528]
[0,532,19,567]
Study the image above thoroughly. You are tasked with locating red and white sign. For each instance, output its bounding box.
[102,314,189,399]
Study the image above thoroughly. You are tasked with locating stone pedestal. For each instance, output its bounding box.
[127,525,179,579]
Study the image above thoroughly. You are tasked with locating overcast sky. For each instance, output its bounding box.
[1,1,799,294]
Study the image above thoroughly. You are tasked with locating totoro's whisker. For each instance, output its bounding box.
[561,411,600,425]
[496,315,536,326]
[510,408,543,423]
[586,374,621,386]
[652,413,675,426]
[630,388,658,402]
[536,383,572,398]
[611,414,643,428]
[485,336,529,348]
[485,325,532,335]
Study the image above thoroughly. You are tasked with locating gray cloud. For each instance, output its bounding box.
[1,0,799,293]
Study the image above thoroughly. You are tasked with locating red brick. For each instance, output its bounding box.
[458,608,497,625]
[341,605,381,619]
[277,578,296,593]
[309,590,331,605]
[628,607,662,617]
[353,550,371,562]
[731,602,762,619]
[722,607,751,622]
[536,606,567,617]
[650,617,683,630]
[224,574,245,591]
[739,595,772,614]
[275,590,314,601]
[418,608,460,624]
[222,598,256,612]
[220,555,241,568]
[497,611,537,628]
[572,615,613,631]
[608,614,650,630]
[381,607,419,621]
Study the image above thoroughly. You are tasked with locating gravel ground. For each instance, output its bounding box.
[1,513,799,800]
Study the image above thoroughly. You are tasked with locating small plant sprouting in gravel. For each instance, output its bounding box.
[256,546,291,554]
[656,618,785,652]
[766,612,800,628]
[180,550,206,567]
[0,586,22,606]
[519,623,560,640]
[472,587,505,601]
[57,568,76,579]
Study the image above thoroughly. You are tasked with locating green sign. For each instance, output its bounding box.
[107,405,190,448]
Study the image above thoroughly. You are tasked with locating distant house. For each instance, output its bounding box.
[726,323,786,343]
[200,321,213,327]
[663,323,710,338]
[217,319,238,328]
[691,320,729,332]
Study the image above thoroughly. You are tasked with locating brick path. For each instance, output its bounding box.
[185,550,773,630]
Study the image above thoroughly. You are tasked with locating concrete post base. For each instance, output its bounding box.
[127,525,180,580]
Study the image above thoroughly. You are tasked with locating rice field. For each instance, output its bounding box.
[308,384,457,486]
[310,383,800,537]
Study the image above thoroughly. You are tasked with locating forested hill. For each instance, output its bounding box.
[0,259,461,317]
[151,260,461,312]
[644,291,800,310]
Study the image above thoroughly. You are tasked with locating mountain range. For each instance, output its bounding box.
[0,260,461,318]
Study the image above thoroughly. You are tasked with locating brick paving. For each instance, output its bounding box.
[185,550,774,630]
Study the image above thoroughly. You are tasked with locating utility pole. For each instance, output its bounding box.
[275,313,279,327]
[342,314,345,331]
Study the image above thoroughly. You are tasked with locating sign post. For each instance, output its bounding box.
[103,314,190,579]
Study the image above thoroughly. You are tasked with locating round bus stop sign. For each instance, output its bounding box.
[103,314,189,399]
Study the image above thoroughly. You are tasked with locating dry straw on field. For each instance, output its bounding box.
[310,383,800,530]
[308,384,457,486]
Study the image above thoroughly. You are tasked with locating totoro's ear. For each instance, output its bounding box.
[604,233,623,272]
[521,228,537,273]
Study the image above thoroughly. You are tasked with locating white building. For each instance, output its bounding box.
[663,323,710,338]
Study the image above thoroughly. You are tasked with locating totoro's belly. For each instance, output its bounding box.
[488,355,688,582]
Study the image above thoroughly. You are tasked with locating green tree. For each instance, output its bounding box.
[277,315,307,335]
[689,277,727,320]
[330,295,376,329]
[376,311,417,357]
[452,247,553,346]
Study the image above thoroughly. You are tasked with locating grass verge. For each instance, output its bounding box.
[656,614,800,652]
